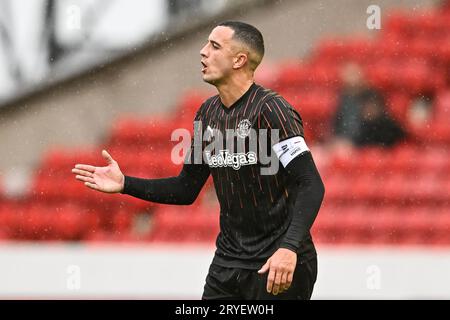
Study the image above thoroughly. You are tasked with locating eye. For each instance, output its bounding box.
[212,43,219,49]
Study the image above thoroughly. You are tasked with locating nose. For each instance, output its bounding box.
[200,43,208,58]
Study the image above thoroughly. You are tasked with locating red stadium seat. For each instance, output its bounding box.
[112,209,134,234]
[149,206,219,243]
[383,11,411,38]
[0,202,16,238]
[312,204,346,244]
[279,88,337,121]
[434,90,450,120]
[429,121,450,145]
[399,207,435,244]
[174,89,212,128]
[385,92,411,124]
[428,212,450,245]
[322,172,354,205]
[312,37,375,65]
[109,116,178,149]
[274,60,306,90]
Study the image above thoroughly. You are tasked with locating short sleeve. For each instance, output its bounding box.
[259,95,305,142]
[259,95,310,168]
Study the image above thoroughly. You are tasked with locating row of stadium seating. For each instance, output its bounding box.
[315,203,450,245]
[275,58,446,95]
[2,198,448,245]
[0,5,449,245]
[327,145,450,174]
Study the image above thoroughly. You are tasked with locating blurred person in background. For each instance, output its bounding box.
[354,91,405,147]
[71,21,325,300]
[332,62,405,150]
[407,95,434,127]
[405,94,435,140]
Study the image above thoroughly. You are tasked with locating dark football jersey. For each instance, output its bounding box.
[188,82,316,269]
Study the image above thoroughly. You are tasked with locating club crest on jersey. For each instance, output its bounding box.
[237,119,252,138]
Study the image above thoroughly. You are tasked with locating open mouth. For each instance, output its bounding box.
[201,61,207,73]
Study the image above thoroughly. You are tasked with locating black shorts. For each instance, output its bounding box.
[202,256,317,300]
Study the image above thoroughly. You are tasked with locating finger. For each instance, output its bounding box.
[266,268,276,294]
[286,272,293,290]
[75,175,95,184]
[74,164,96,172]
[280,272,288,292]
[258,260,270,274]
[272,270,282,295]
[102,150,114,164]
[84,182,99,191]
[72,168,93,177]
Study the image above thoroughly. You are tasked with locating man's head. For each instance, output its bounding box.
[200,21,264,85]
[340,62,364,88]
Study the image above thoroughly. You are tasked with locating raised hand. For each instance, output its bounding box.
[71,150,125,193]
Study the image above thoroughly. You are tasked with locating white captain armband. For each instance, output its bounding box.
[272,136,310,168]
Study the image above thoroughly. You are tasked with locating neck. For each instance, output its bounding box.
[216,75,254,108]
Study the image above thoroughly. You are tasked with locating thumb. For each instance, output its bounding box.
[258,260,270,274]
[102,149,114,164]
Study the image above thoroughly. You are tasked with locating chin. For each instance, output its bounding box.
[202,76,219,85]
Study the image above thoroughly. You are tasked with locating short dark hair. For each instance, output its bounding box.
[217,21,265,70]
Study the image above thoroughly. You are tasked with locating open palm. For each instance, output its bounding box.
[71,150,125,193]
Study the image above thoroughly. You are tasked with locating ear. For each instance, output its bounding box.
[233,52,248,69]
